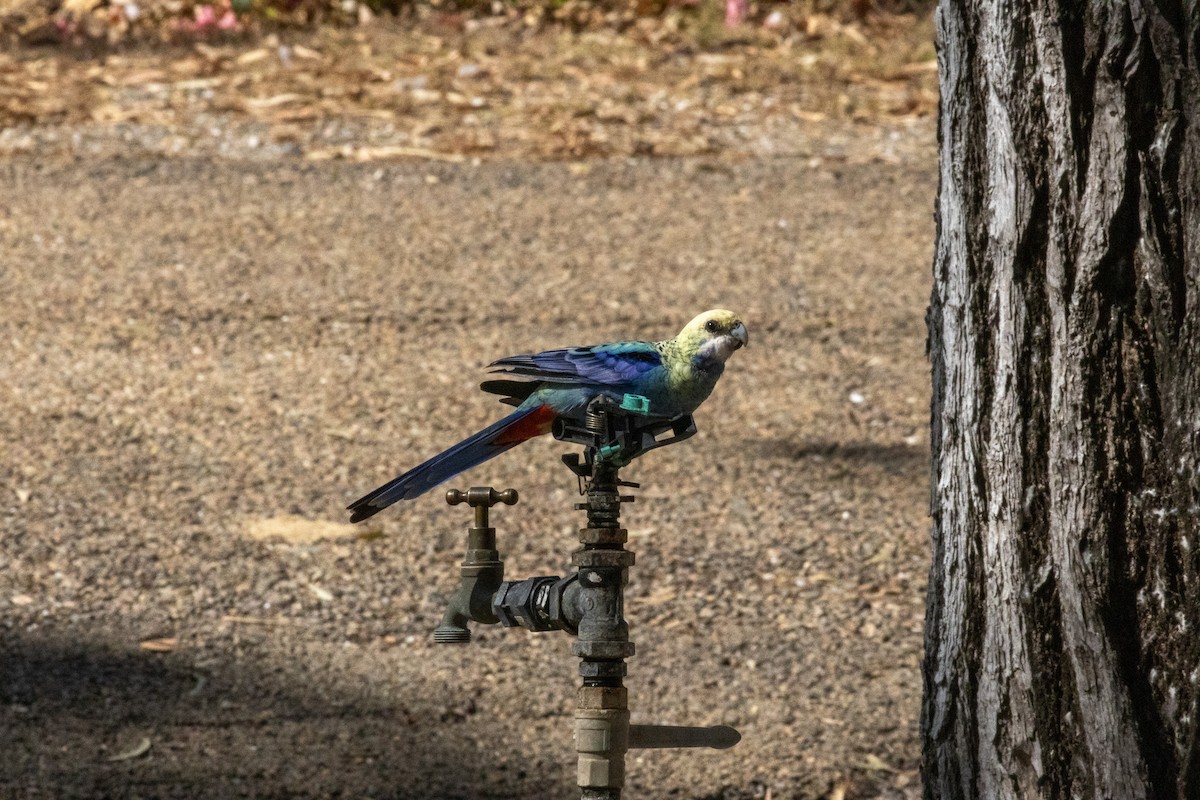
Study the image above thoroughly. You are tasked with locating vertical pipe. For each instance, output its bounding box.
[574,459,635,797]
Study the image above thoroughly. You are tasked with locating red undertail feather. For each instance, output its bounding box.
[493,404,556,445]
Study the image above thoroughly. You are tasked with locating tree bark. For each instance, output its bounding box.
[923,3,1200,799]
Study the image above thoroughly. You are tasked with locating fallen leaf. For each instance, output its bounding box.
[171,78,223,91]
[640,586,675,606]
[236,48,270,65]
[107,736,151,762]
[292,45,324,61]
[269,107,322,123]
[864,543,894,564]
[60,0,101,14]
[244,515,357,544]
[305,145,466,163]
[246,93,305,109]
[193,43,226,62]
[408,87,443,104]
[897,60,938,76]
[863,753,894,772]
[139,637,177,652]
[221,615,298,626]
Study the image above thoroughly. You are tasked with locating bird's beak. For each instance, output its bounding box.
[731,321,748,349]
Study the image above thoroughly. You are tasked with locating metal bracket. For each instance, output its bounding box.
[554,396,697,479]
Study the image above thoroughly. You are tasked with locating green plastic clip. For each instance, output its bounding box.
[598,444,623,461]
[620,394,651,415]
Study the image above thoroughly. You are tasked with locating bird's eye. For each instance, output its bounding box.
[704,320,720,333]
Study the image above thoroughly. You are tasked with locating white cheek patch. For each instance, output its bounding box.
[697,336,737,363]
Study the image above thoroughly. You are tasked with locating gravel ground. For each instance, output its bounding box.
[0,145,934,799]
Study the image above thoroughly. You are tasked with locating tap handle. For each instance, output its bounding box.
[445,487,519,507]
[446,486,518,529]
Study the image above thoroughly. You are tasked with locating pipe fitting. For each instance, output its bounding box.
[492,573,582,633]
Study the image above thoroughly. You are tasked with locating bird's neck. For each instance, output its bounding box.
[692,351,726,375]
[662,335,724,384]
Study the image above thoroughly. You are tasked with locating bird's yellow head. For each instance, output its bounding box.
[676,309,748,364]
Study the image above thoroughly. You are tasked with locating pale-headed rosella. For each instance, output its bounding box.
[347,309,748,522]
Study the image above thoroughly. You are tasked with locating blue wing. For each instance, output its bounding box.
[488,341,662,388]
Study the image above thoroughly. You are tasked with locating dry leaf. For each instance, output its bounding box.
[640,586,675,606]
[305,145,466,163]
[410,88,442,104]
[898,60,938,76]
[863,753,894,772]
[269,107,322,123]
[292,45,325,61]
[236,48,270,66]
[139,637,178,652]
[171,78,222,91]
[864,543,895,564]
[221,615,298,626]
[244,515,357,544]
[60,0,101,14]
[118,69,167,86]
[246,93,306,109]
[107,736,151,762]
[193,43,225,62]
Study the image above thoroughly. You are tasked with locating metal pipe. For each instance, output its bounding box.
[573,448,635,797]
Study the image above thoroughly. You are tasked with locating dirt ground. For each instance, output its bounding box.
[0,21,937,800]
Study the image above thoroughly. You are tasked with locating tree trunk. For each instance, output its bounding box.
[923,3,1200,799]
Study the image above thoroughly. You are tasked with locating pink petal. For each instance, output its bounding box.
[725,0,748,26]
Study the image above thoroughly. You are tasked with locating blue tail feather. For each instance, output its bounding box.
[347,406,540,522]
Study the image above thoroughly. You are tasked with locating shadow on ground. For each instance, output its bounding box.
[747,438,929,476]
[0,632,513,800]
